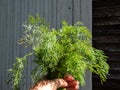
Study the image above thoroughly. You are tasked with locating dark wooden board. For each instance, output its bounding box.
[93,0,120,8]
[92,0,120,90]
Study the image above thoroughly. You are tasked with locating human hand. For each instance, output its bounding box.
[62,75,79,90]
[30,75,79,90]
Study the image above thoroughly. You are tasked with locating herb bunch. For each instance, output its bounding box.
[8,15,109,90]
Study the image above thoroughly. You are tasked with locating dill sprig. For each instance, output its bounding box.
[8,15,109,90]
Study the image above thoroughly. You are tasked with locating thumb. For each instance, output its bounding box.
[54,79,68,88]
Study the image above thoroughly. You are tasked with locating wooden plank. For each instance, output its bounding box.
[93,79,120,89]
[92,61,120,85]
[93,34,120,43]
[108,61,120,68]
[93,0,101,1]
[93,24,120,35]
[93,43,120,53]
[93,24,120,30]
[93,16,120,26]
[93,7,120,18]
[93,73,120,80]
[93,29,120,35]
[93,0,120,8]
[105,52,120,61]
[93,0,120,90]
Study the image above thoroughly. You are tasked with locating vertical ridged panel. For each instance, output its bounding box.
[0,0,92,90]
[73,0,81,23]
[81,0,92,30]
[56,0,73,28]
[80,1,92,90]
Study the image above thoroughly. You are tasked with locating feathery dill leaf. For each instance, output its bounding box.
[8,15,109,90]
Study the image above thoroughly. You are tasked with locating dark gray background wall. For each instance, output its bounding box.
[0,0,92,90]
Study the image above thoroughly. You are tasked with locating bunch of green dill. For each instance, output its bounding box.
[8,15,109,90]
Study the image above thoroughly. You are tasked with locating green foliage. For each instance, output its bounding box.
[8,53,32,90]
[8,15,109,90]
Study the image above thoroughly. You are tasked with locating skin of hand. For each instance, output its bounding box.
[30,75,79,90]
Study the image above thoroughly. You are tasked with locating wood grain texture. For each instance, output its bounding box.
[93,0,120,8]
[93,7,120,18]
[93,34,120,43]
[93,16,120,26]
[92,0,120,90]
[93,43,120,53]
